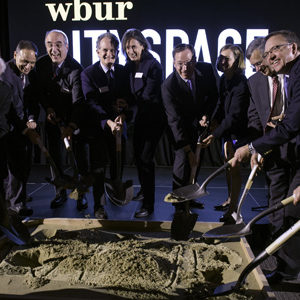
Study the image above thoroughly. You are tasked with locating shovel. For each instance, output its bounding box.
[211,218,300,297]
[165,158,234,203]
[170,134,204,241]
[0,195,30,245]
[104,129,133,206]
[203,195,295,239]
[221,154,262,225]
[35,136,76,190]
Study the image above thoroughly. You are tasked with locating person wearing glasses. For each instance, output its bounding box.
[0,40,39,218]
[246,37,293,278]
[233,30,300,284]
[161,43,218,213]
[121,28,166,218]
[201,44,250,224]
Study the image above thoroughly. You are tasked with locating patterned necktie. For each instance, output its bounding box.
[272,76,279,106]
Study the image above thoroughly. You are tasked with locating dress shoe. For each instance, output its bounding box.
[77,194,88,210]
[10,203,33,217]
[214,203,230,211]
[219,214,235,224]
[132,189,144,201]
[134,208,153,218]
[50,191,67,208]
[94,207,107,219]
[266,271,297,285]
[189,200,204,209]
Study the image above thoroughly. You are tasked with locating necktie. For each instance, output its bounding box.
[272,76,279,106]
[52,64,59,78]
[271,75,283,118]
[107,69,114,91]
[187,79,192,91]
[20,73,26,89]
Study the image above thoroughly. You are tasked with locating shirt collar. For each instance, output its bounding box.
[100,61,115,73]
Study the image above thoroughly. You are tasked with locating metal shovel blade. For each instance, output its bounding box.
[203,195,295,240]
[171,209,198,241]
[104,179,134,206]
[0,212,31,245]
[165,159,233,203]
[203,222,251,239]
[164,183,209,203]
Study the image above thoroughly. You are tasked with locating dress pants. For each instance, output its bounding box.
[133,117,164,211]
[73,133,108,211]
[45,122,65,194]
[4,131,32,207]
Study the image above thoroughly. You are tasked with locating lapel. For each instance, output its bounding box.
[194,68,205,102]
[132,63,145,93]
[175,71,194,104]
[257,75,271,128]
[92,62,108,88]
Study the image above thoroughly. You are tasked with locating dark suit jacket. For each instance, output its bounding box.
[247,71,270,138]
[125,51,165,127]
[161,62,218,149]
[0,80,13,138]
[35,54,84,125]
[212,72,250,147]
[0,60,39,125]
[1,60,25,121]
[253,55,300,156]
[81,62,132,134]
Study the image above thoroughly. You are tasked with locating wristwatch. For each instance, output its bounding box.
[248,143,256,154]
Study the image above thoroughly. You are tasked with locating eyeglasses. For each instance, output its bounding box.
[175,59,194,68]
[262,43,292,59]
[250,61,263,71]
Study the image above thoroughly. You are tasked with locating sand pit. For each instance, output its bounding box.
[0,224,259,300]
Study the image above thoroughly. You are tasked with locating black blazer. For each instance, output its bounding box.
[35,54,84,124]
[0,60,39,124]
[81,62,132,128]
[247,71,271,139]
[161,62,218,149]
[212,72,250,147]
[253,55,300,156]
[125,51,164,126]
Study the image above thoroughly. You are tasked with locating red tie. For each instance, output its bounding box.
[272,76,279,106]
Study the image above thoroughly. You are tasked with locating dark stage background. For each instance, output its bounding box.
[1,0,299,166]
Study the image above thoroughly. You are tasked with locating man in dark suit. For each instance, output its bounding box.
[161,43,218,209]
[0,40,39,217]
[35,29,85,209]
[233,30,300,283]
[0,57,39,226]
[246,37,291,238]
[80,32,132,219]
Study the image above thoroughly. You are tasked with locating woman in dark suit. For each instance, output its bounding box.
[121,28,165,218]
[202,44,250,223]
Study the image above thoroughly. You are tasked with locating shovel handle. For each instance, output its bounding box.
[235,154,262,219]
[266,219,300,255]
[248,195,294,228]
[64,137,71,150]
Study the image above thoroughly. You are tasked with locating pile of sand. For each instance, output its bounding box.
[0,228,251,299]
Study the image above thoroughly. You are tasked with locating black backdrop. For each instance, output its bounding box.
[1,0,300,166]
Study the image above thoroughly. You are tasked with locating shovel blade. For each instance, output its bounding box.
[165,184,208,203]
[104,179,134,206]
[213,281,238,296]
[171,211,198,241]
[0,211,31,245]
[203,223,251,239]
